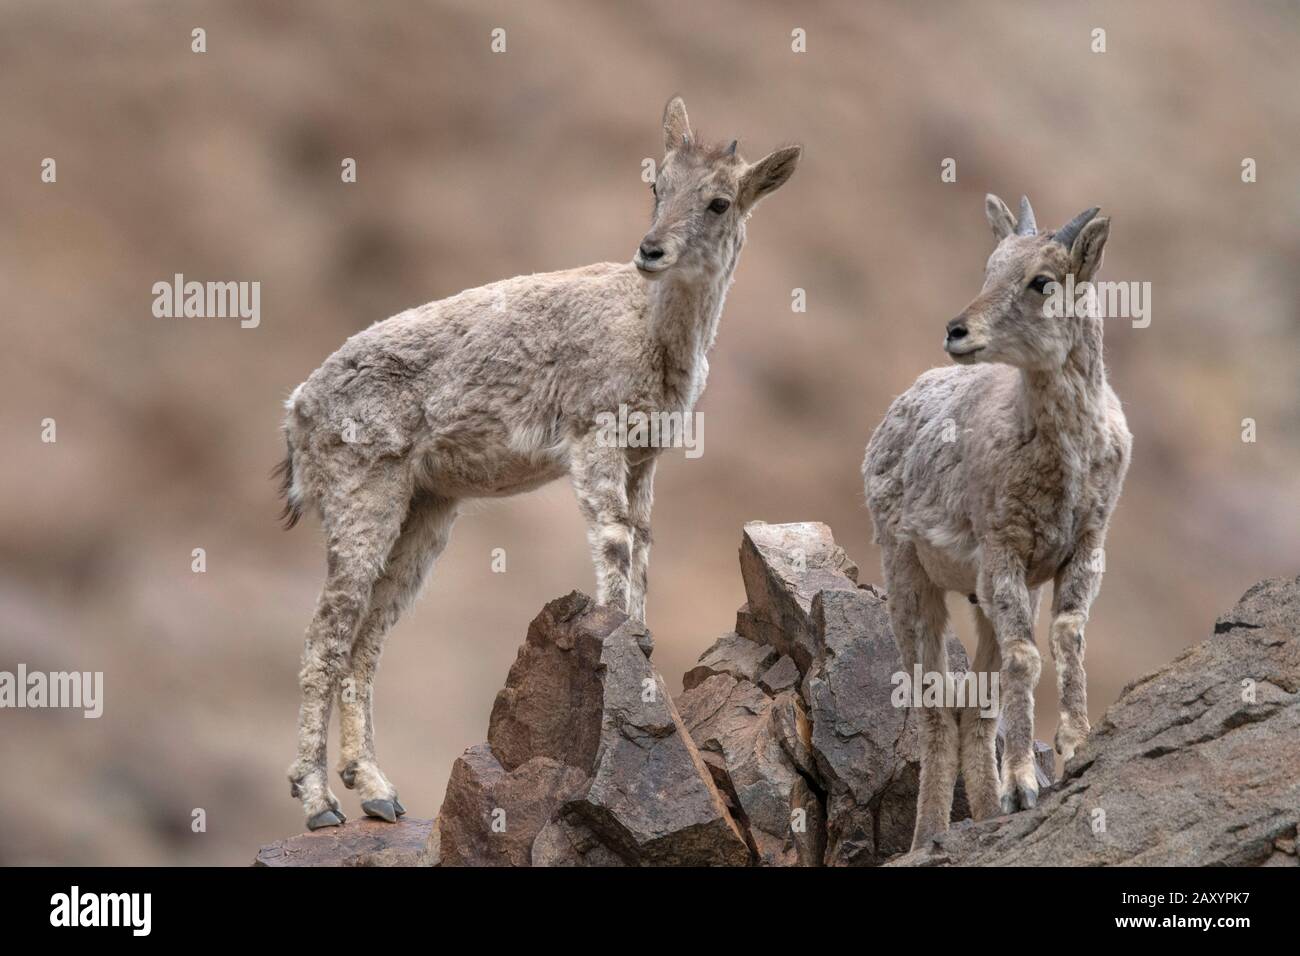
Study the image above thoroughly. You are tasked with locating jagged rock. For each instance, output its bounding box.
[771,690,818,778]
[759,655,801,695]
[565,632,749,865]
[735,603,755,636]
[805,585,970,864]
[890,577,1300,867]
[531,814,628,867]
[683,631,779,691]
[736,521,859,675]
[486,592,621,774]
[254,817,433,867]
[686,521,1048,866]
[1215,575,1300,633]
[422,816,441,865]
[677,673,825,865]
[436,745,587,866]
[430,591,748,867]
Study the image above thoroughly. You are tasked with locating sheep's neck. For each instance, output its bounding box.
[647,228,744,408]
[1018,318,1107,452]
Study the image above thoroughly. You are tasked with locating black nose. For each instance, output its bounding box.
[945,318,968,341]
[638,242,664,261]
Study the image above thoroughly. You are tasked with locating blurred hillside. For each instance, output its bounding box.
[1,0,1297,864]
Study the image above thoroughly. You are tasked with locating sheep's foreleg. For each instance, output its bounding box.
[981,549,1042,814]
[625,457,656,623]
[959,608,1002,821]
[1050,530,1105,767]
[571,441,633,615]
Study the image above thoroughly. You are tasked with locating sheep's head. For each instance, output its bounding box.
[635,96,800,280]
[944,195,1110,370]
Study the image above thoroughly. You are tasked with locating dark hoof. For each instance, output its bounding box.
[361,799,397,823]
[393,797,406,817]
[999,784,1038,815]
[289,780,302,799]
[307,809,345,830]
[339,764,357,789]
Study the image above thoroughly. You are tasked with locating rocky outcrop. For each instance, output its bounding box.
[429,520,966,866]
[673,522,1049,865]
[889,576,1300,867]
[804,585,969,863]
[676,674,825,865]
[254,523,1298,868]
[683,631,778,691]
[734,521,860,677]
[434,746,587,867]
[431,591,749,866]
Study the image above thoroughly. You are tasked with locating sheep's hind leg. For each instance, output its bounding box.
[288,467,410,830]
[884,543,959,851]
[958,607,1002,821]
[337,493,458,822]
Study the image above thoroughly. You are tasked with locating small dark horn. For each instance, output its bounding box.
[725,139,738,156]
[1015,195,1037,235]
[1054,206,1101,249]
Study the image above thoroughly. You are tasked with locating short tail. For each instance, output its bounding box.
[271,442,303,530]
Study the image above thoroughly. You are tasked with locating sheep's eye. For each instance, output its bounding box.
[1028,274,1053,294]
[708,197,731,214]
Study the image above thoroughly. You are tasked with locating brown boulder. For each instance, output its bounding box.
[804,585,971,864]
[683,631,779,691]
[759,655,801,695]
[436,745,588,866]
[486,592,622,773]
[431,591,748,866]
[677,673,825,865]
[736,521,859,676]
[531,814,630,867]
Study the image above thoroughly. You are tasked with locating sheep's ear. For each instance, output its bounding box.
[663,96,691,152]
[1072,216,1110,282]
[739,145,801,209]
[985,194,1016,241]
